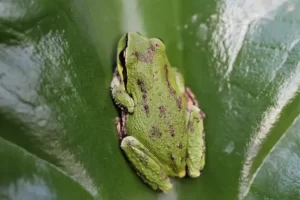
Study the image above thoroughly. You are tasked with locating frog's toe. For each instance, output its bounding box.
[178,170,186,178]
[187,168,200,178]
[161,183,173,193]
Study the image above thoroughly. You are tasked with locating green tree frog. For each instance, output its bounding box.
[111,32,206,193]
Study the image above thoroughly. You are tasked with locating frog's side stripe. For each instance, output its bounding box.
[149,126,162,139]
[159,106,167,117]
[169,125,175,136]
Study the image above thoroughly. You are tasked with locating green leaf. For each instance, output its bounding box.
[244,117,300,200]
[0,0,299,199]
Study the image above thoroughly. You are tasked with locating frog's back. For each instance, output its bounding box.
[125,64,187,175]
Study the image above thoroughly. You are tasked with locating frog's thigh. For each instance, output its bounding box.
[121,136,172,192]
[186,106,205,177]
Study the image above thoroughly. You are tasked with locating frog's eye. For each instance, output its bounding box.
[151,38,165,51]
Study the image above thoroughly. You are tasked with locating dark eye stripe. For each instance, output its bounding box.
[119,49,126,67]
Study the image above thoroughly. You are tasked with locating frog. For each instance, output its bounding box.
[111,32,206,193]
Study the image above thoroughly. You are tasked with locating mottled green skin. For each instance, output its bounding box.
[111,32,205,192]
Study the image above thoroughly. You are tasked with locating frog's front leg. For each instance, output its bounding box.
[111,70,134,113]
[121,136,172,192]
[186,104,205,177]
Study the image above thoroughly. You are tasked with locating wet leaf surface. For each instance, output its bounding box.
[0,0,299,199]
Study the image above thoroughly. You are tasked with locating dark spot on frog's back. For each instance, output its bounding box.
[159,106,166,117]
[178,142,183,149]
[169,125,175,137]
[137,79,149,115]
[133,44,156,63]
[150,126,162,139]
[188,121,194,133]
[137,79,142,85]
[144,104,149,115]
[169,152,175,161]
[137,79,147,93]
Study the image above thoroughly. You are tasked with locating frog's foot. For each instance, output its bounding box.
[121,136,172,193]
[115,111,127,140]
[184,87,206,119]
[186,104,205,178]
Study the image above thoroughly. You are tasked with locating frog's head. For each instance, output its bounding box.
[117,32,166,79]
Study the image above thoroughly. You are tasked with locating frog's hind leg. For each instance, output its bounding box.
[171,68,206,176]
[184,88,206,177]
[121,136,172,192]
